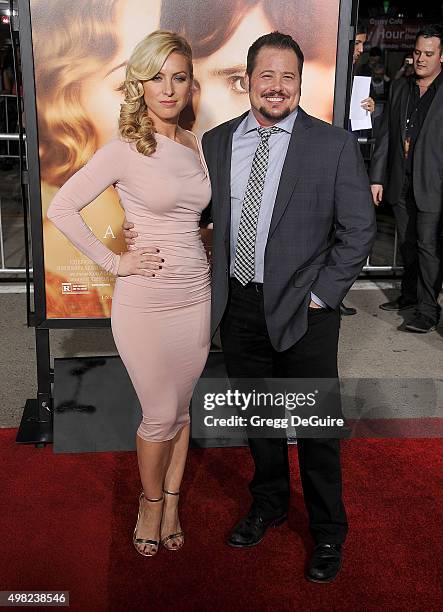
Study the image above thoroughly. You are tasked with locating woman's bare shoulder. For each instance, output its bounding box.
[178,128,200,154]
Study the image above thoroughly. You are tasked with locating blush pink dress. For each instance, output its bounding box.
[47,135,211,441]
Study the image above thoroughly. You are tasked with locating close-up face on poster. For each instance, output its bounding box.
[30,0,340,319]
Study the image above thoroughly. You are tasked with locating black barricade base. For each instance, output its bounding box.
[53,352,246,453]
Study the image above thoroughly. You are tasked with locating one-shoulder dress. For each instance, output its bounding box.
[47,135,211,441]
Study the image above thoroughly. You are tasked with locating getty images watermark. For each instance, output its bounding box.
[191,378,443,439]
[203,389,344,430]
[192,378,348,439]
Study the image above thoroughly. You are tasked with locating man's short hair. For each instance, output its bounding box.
[371,62,385,73]
[415,23,443,50]
[356,21,368,36]
[246,31,304,77]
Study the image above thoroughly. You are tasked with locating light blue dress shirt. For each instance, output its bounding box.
[230,108,325,307]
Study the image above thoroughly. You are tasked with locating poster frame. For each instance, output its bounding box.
[19,0,357,331]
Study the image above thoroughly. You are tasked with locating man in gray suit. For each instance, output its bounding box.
[201,32,375,583]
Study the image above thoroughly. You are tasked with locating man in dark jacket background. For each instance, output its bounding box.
[370,24,443,333]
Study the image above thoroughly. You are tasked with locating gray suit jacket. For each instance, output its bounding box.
[369,76,443,212]
[202,108,376,352]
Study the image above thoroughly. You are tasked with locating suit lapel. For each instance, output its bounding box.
[267,108,312,239]
[218,112,248,243]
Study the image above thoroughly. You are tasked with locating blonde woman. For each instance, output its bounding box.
[47,30,211,557]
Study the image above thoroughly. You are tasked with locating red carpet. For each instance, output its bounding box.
[1,429,442,611]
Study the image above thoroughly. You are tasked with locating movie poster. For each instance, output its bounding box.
[30,0,340,319]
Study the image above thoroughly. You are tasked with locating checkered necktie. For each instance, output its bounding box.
[233,126,281,286]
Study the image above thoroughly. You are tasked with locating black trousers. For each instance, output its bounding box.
[220,278,348,545]
[394,176,443,322]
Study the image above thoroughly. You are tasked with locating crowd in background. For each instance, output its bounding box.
[356,41,419,135]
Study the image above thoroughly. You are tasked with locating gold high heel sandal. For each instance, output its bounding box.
[133,492,164,557]
[160,489,184,551]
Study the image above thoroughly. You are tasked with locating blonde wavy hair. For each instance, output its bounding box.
[32,0,120,187]
[118,30,193,156]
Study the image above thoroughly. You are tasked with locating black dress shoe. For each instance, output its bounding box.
[404,313,437,333]
[227,511,287,548]
[340,302,357,316]
[306,543,342,583]
[379,297,416,311]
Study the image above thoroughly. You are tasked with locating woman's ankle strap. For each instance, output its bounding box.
[141,492,163,503]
